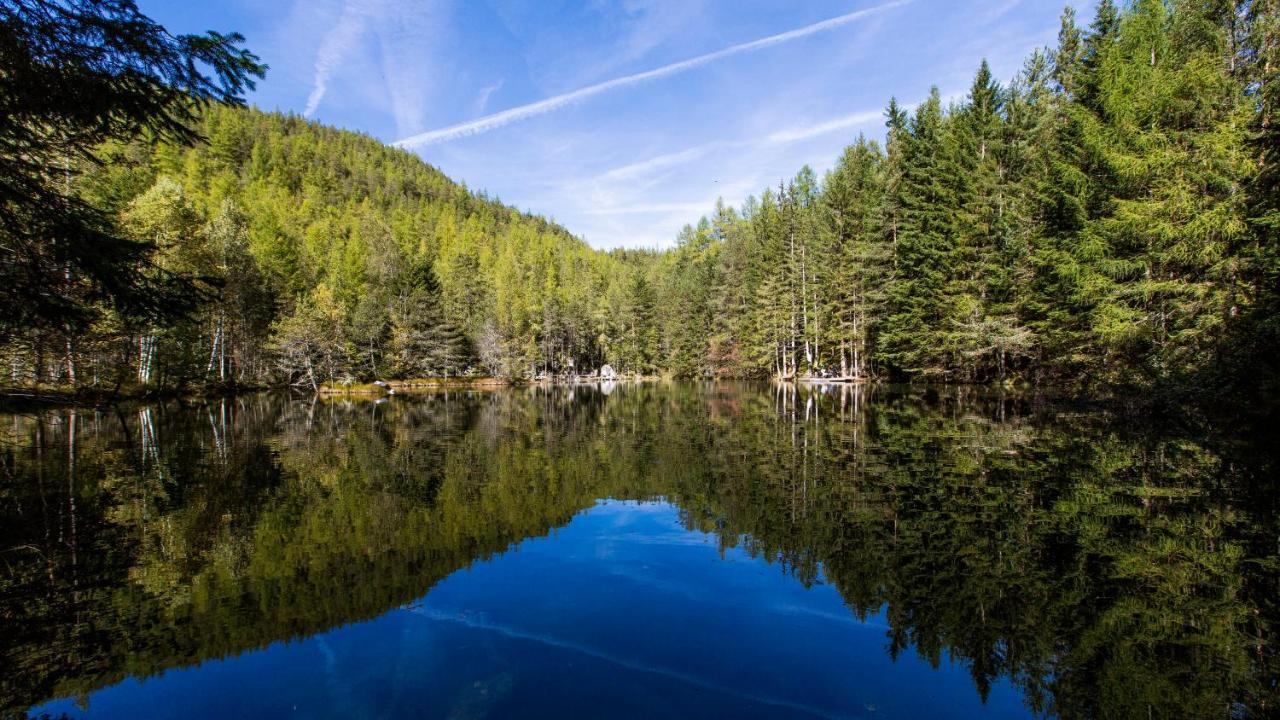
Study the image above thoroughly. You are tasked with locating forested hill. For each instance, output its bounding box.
[5,0,1278,411]
[70,105,652,385]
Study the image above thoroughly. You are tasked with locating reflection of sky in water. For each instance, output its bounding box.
[34,500,1032,719]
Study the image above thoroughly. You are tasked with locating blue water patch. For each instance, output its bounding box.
[32,500,1032,719]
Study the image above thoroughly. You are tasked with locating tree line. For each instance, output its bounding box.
[652,0,1279,403]
[2,0,1278,408]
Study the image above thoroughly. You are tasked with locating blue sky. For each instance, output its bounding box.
[139,0,1090,249]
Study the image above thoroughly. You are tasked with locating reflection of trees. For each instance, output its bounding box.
[1,385,1276,718]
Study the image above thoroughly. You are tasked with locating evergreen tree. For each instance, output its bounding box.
[1083,0,1252,387]
[1079,0,1121,111]
[947,60,1034,379]
[880,89,959,376]
[390,264,474,377]
[1054,5,1085,96]
[0,0,264,344]
[820,136,887,378]
[1227,0,1280,405]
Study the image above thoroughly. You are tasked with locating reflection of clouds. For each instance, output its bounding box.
[595,531,715,547]
[591,552,890,634]
[402,604,847,720]
[315,636,358,717]
[568,502,887,632]
[771,603,889,631]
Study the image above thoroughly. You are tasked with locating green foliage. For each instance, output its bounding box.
[0,0,264,346]
[13,105,636,387]
[390,263,474,377]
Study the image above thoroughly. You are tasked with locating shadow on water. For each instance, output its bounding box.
[0,384,1277,718]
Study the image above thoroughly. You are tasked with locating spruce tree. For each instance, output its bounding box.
[1084,0,1252,386]
[1232,0,1280,402]
[391,263,474,377]
[0,0,264,344]
[881,89,959,376]
[820,136,887,378]
[1079,0,1121,111]
[1054,6,1085,97]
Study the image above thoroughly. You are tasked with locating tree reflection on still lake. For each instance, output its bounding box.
[2,384,1276,719]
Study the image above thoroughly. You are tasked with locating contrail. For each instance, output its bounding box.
[765,109,884,144]
[394,0,912,148]
[305,0,380,117]
[403,604,851,719]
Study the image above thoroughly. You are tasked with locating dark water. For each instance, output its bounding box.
[1,384,1276,719]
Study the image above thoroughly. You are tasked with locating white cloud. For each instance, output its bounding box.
[372,2,447,137]
[304,0,380,117]
[765,109,884,144]
[475,80,505,114]
[982,0,1024,24]
[589,106,884,188]
[393,0,913,148]
[582,202,713,216]
[302,0,445,134]
[597,142,731,183]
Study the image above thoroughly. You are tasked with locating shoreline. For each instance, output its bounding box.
[3,378,1252,433]
[318,375,666,396]
[0,382,271,410]
[318,378,512,395]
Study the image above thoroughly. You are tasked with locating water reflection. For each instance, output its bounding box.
[1,384,1276,718]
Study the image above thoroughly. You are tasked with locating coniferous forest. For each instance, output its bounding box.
[3,0,1279,412]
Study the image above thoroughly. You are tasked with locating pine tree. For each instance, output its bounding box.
[881,89,960,376]
[391,264,474,377]
[820,136,887,378]
[1084,0,1252,386]
[0,0,264,345]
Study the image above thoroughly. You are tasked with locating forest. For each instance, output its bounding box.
[2,0,1278,408]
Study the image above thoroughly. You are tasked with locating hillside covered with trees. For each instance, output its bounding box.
[3,0,1278,409]
[70,105,644,386]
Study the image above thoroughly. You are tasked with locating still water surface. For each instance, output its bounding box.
[1,384,1276,718]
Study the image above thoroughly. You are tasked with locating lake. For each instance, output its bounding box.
[2,384,1276,719]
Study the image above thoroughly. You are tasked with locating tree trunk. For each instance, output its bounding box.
[304,354,318,392]
[64,337,76,387]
